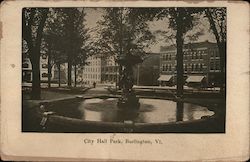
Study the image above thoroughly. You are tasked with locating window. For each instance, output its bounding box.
[215,61,220,70]
[215,51,219,57]
[42,64,48,68]
[210,62,215,70]
[184,54,187,60]
[195,64,199,71]
[22,63,29,68]
[42,73,48,77]
[211,51,214,57]
[42,54,47,59]
[195,53,198,59]
[200,64,203,71]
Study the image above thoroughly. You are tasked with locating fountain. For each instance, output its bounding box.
[23,53,222,133]
[116,53,142,110]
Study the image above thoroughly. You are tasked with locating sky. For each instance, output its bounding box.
[84,8,216,53]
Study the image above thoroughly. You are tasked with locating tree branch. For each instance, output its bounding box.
[205,8,221,44]
[35,9,49,52]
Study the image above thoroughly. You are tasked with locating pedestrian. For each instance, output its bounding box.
[93,81,96,88]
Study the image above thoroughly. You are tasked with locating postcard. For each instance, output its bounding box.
[0,0,249,161]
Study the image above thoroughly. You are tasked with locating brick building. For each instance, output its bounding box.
[159,41,223,87]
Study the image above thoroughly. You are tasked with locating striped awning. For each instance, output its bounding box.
[158,75,173,81]
[186,76,205,83]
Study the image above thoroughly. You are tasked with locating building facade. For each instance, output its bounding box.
[159,41,223,87]
[22,53,56,83]
[81,56,102,85]
[101,56,119,84]
[22,53,69,84]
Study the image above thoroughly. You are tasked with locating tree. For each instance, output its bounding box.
[95,8,155,87]
[43,9,69,88]
[205,8,226,94]
[170,8,197,98]
[150,8,201,98]
[59,8,90,87]
[22,8,49,99]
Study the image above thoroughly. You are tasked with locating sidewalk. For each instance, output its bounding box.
[22,86,90,100]
[134,85,220,91]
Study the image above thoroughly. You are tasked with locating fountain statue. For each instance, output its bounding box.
[117,53,142,110]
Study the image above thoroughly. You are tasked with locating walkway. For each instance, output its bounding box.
[85,86,109,95]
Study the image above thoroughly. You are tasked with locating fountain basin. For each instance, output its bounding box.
[20,95,226,133]
[46,97,213,123]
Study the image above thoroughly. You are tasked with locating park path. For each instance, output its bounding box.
[85,86,109,95]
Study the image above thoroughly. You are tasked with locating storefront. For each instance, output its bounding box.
[158,75,173,86]
[186,75,207,88]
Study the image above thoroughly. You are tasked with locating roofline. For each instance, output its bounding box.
[160,41,218,52]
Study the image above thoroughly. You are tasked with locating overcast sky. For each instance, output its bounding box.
[84,8,216,53]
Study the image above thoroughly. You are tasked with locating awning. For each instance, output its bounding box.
[186,76,205,83]
[158,75,173,81]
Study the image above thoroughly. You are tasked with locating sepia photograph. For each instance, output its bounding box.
[22,7,226,133]
[1,1,249,161]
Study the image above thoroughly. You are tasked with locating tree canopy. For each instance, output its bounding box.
[95,8,155,61]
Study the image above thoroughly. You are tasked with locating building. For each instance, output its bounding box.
[81,55,102,85]
[81,55,119,85]
[101,56,119,84]
[22,53,56,83]
[22,53,69,84]
[22,57,32,82]
[158,41,223,87]
[133,53,160,86]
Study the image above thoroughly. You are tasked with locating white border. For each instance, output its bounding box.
[1,1,249,161]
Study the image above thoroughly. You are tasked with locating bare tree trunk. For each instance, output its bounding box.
[74,64,77,87]
[67,58,72,87]
[118,8,123,90]
[176,101,184,121]
[25,9,49,100]
[176,8,184,98]
[205,9,226,95]
[218,41,226,96]
[47,48,51,88]
[58,63,61,87]
[31,53,41,100]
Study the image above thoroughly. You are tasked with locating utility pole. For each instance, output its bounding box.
[137,64,140,85]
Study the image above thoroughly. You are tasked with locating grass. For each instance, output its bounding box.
[23,89,78,100]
